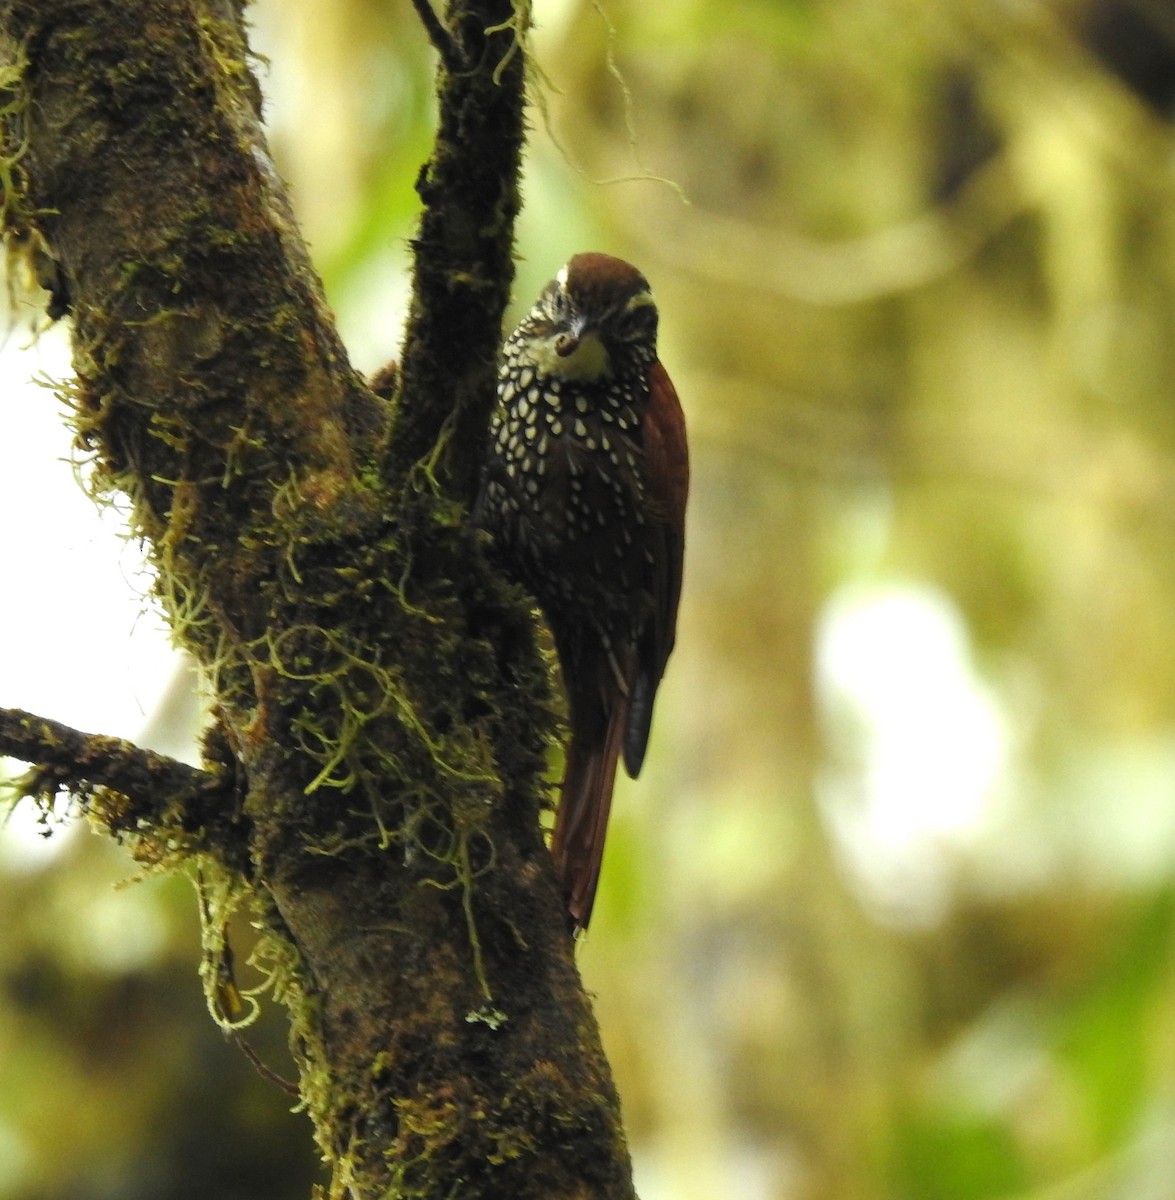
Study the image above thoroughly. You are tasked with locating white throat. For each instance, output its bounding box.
[525,330,611,382]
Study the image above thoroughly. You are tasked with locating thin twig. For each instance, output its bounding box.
[410,0,464,74]
[233,1034,301,1097]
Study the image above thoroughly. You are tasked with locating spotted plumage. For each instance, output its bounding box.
[477,252,689,933]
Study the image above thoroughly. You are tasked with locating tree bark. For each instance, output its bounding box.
[0,1,636,1196]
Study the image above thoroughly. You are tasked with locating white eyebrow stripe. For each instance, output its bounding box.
[624,289,656,311]
[556,264,570,289]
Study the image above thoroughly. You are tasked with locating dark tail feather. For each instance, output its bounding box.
[623,669,654,778]
[550,695,629,934]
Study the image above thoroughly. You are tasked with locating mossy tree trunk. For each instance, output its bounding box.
[0,1,636,1196]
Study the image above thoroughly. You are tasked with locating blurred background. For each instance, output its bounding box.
[5,0,1175,1196]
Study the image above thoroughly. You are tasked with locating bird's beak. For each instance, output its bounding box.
[555,314,592,357]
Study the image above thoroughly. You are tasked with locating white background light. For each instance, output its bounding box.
[816,579,1011,924]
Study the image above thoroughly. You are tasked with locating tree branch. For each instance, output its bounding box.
[0,705,231,827]
[388,0,529,501]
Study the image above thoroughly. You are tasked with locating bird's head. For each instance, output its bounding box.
[522,252,659,382]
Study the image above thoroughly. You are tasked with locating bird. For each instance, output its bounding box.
[477,252,689,933]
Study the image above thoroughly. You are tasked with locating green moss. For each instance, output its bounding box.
[374,1054,619,1198]
[0,39,60,318]
[485,1,534,86]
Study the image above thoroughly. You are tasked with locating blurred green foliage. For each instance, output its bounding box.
[6,0,1175,1196]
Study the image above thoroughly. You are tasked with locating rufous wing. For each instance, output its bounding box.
[624,359,689,777]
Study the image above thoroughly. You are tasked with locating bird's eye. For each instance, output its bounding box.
[610,289,656,341]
